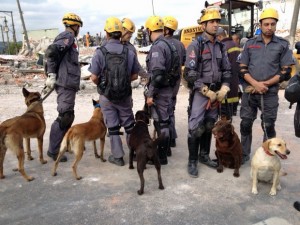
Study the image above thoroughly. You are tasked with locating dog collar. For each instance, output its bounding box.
[94,103,101,108]
[263,146,274,157]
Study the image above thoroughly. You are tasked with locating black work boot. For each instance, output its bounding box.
[187,136,200,177]
[188,160,198,178]
[199,132,217,168]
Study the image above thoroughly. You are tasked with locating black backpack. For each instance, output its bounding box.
[44,39,73,74]
[159,39,181,87]
[98,46,132,103]
[284,73,300,108]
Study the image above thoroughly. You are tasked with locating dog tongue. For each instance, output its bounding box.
[275,151,287,159]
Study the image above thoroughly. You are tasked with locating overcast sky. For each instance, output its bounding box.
[1,0,207,41]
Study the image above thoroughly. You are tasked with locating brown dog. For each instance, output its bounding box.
[212,119,242,177]
[251,137,290,196]
[52,99,107,180]
[0,88,47,181]
[129,110,164,195]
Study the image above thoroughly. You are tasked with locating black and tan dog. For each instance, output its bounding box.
[212,119,242,177]
[0,88,47,181]
[129,110,164,195]
[52,100,107,180]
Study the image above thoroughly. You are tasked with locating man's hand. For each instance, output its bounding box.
[146,97,154,106]
[245,82,268,94]
[200,85,217,103]
[45,73,57,89]
[216,85,230,102]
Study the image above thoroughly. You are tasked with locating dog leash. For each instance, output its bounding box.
[40,86,54,103]
[260,94,269,140]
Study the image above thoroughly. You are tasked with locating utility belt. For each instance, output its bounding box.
[203,82,221,92]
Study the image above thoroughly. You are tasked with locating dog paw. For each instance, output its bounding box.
[137,190,144,195]
[52,172,57,176]
[101,158,107,162]
[40,159,47,164]
[27,176,34,182]
[76,176,82,180]
[0,175,5,179]
[27,156,34,161]
[217,168,223,173]
[269,189,277,196]
[252,188,258,194]
[233,172,240,177]
[94,154,100,158]
[159,185,164,190]
[129,165,134,170]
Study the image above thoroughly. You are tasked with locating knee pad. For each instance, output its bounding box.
[190,123,206,138]
[154,119,170,135]
[57,110,74,129]
[262,119,276,138]
[240,119,253,136]
[204,118,216,133]
[108,125,121,136]
[124,123,135,134]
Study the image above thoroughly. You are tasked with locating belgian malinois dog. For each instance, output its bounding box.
[52,99,107,180]
[0,88,47,181]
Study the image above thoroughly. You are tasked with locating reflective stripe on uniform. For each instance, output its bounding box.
[222,97,240,104]
[227,47,241,54]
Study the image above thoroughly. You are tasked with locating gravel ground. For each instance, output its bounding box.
[0,58,299,225]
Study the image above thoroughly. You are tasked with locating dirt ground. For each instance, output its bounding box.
[0,54,300,224]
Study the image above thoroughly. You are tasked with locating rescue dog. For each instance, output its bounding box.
[52,99,107,180]
[129,110,164,195]
[212,119,242,177]
[0,88,47,181]
[251,137,290,196]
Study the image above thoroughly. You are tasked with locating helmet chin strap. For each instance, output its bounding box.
[205,30,216,37]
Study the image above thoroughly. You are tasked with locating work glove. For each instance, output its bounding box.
[200,85,217,103]
[244,85,256,94]
[216,85,230,102]
[45,73,56,89]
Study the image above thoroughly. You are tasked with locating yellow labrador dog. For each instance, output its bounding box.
[251,137,290,196]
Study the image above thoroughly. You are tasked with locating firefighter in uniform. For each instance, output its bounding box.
[45,13,83,162]
[89,17,140,166]
[184,7,232,177]
[121,18,147,78]
[144,15,175,165]
[163,16,186,150]
[238,8,294,164]
[216,27,241,120]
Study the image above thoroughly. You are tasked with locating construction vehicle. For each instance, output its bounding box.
[175,0,300,82]
[174,0,261,48]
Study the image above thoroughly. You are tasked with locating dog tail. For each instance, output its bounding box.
[0,126,7,152]
[59,130,71,155]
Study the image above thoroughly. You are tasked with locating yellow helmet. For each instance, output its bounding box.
[198,6,221,24]
[163,16,178,31]
[145,16,164,32]
[121,18,136,33]
[104,17,122,33]
[259,8,279,22]
[62,13,83,27]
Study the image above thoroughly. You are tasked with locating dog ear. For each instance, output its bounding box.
[262,139,271,150]
[92,99,97,106]
[22,87,29,97]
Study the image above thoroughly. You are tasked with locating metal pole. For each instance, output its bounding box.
[10,12,18,54]
[0,25,5,54]
[151,0,155,15]
[16,0,31,54]
[3,16,10,54]
[289,0,300,47]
